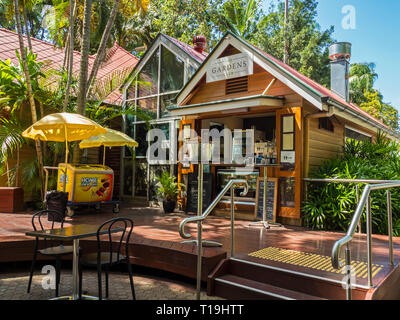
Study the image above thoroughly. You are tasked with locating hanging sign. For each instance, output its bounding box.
[206,52,253,83]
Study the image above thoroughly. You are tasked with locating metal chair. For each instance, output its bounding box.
[79,217,135,300]
[27,210,74,297]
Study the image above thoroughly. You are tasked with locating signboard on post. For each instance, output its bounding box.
[254,177,278,222]
[206,52,253,83]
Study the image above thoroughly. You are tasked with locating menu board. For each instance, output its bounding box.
[254,177,278,222]
[186,172,213,214]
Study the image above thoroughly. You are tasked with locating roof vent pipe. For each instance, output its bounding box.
[329,42,352,102]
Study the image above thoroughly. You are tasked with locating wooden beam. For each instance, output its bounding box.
[262,78,276,95]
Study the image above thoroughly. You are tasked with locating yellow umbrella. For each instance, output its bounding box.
[22,112,107,163]
[22,113,107,192]
[79,128,138,165]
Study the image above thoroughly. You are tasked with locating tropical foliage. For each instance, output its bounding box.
[303,133,400,236]
[155,171,184,201]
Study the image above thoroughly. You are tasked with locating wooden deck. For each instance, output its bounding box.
[1,204,400,299]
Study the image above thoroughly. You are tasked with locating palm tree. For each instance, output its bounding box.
[0,116,25,187]
[62,0,76,111]
[13,0,44,192]
[349,62,378,105]
[219,0,260,39]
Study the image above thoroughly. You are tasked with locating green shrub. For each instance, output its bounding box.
[302,132,400,236]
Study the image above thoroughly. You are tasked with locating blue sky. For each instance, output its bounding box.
[262,0,400,109]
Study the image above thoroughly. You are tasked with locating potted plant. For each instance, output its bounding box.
[156,172,185,214]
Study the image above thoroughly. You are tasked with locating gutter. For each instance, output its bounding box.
[305,105,334,119]
[323,97,400,140]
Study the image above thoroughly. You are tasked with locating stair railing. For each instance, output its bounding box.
[331,181,400,300]
[179,174,249,300]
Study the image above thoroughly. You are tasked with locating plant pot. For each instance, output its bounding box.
[162,199,176,214]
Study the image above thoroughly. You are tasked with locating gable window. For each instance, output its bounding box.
[161,46,184,93]
[319,117,334,132]
[137,50,159,97]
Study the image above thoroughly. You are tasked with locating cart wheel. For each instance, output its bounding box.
[95,204,101,211]
[66,207,75,217]
[113,204,120,214]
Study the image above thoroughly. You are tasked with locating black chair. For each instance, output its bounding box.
[27,210,74,297]
[79,217,135,300]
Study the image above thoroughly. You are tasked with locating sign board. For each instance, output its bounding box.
[206,52,253,83]
[186,173,213,214]
[254,177,278,222]
[280,151,295,164]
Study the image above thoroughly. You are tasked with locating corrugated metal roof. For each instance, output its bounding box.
[0,28,139,106]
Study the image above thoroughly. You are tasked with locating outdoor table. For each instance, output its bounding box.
[25,223,123,300]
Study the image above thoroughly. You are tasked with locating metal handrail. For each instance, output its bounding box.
[179,179,249,239]
[305,178,400,299]
[179,177,249,300]
[330,182,400,300]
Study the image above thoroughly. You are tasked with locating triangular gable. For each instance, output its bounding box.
[177,32,324,110]
[122,33,205,91]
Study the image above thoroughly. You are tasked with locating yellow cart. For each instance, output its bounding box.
[56,163,118,216]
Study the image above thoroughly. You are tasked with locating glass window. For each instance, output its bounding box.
[345,128,371,142]
[149,165,171,201]
[127,82,137,100]
[134,123,150,157]
[280,177,295,208]
[137,97,157,119]
[160,94,177,117]
[138,49,159,97]
[134,159,148,197]
[281,115,295,151]
[160,46,185,93]
[123,158,133,196]
[188,64,197,79]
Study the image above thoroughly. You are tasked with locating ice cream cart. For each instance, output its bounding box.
[57,163,119,216]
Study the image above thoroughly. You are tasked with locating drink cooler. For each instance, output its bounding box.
[56,163,119,216]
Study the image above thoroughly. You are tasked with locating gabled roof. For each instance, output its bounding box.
[0,28,139,106]
[122,33,208,90]
[176,31,398,138]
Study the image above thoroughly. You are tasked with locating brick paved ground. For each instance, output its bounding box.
[0,265,222,300]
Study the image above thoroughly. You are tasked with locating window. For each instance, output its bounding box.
[160,94,177,117]
[137,97,157,119]
[160,46,185,93]
[345,127,372,142]
[280,177,295,208]
[319,117,334,132]
[281,115,295,151]
[138,50,159,97]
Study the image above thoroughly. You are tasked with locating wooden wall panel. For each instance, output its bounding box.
[306,117,345,175]
[187,69,298,106]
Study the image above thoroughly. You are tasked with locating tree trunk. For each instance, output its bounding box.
[63,0,77,112]
[76,0,92,115]
[73,0,92,164]
[15,147,20,187]
[86,0,121,100]
[22,2,32,51]
[14,0,44,196]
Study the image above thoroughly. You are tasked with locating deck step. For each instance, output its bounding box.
[215,274,325,300]
[208,258,369,300]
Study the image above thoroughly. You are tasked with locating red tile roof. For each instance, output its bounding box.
[0,28,139,106]
[163,34,208,63]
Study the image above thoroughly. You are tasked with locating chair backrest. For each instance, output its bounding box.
[96,217,134,265]
[31,210,65,248]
